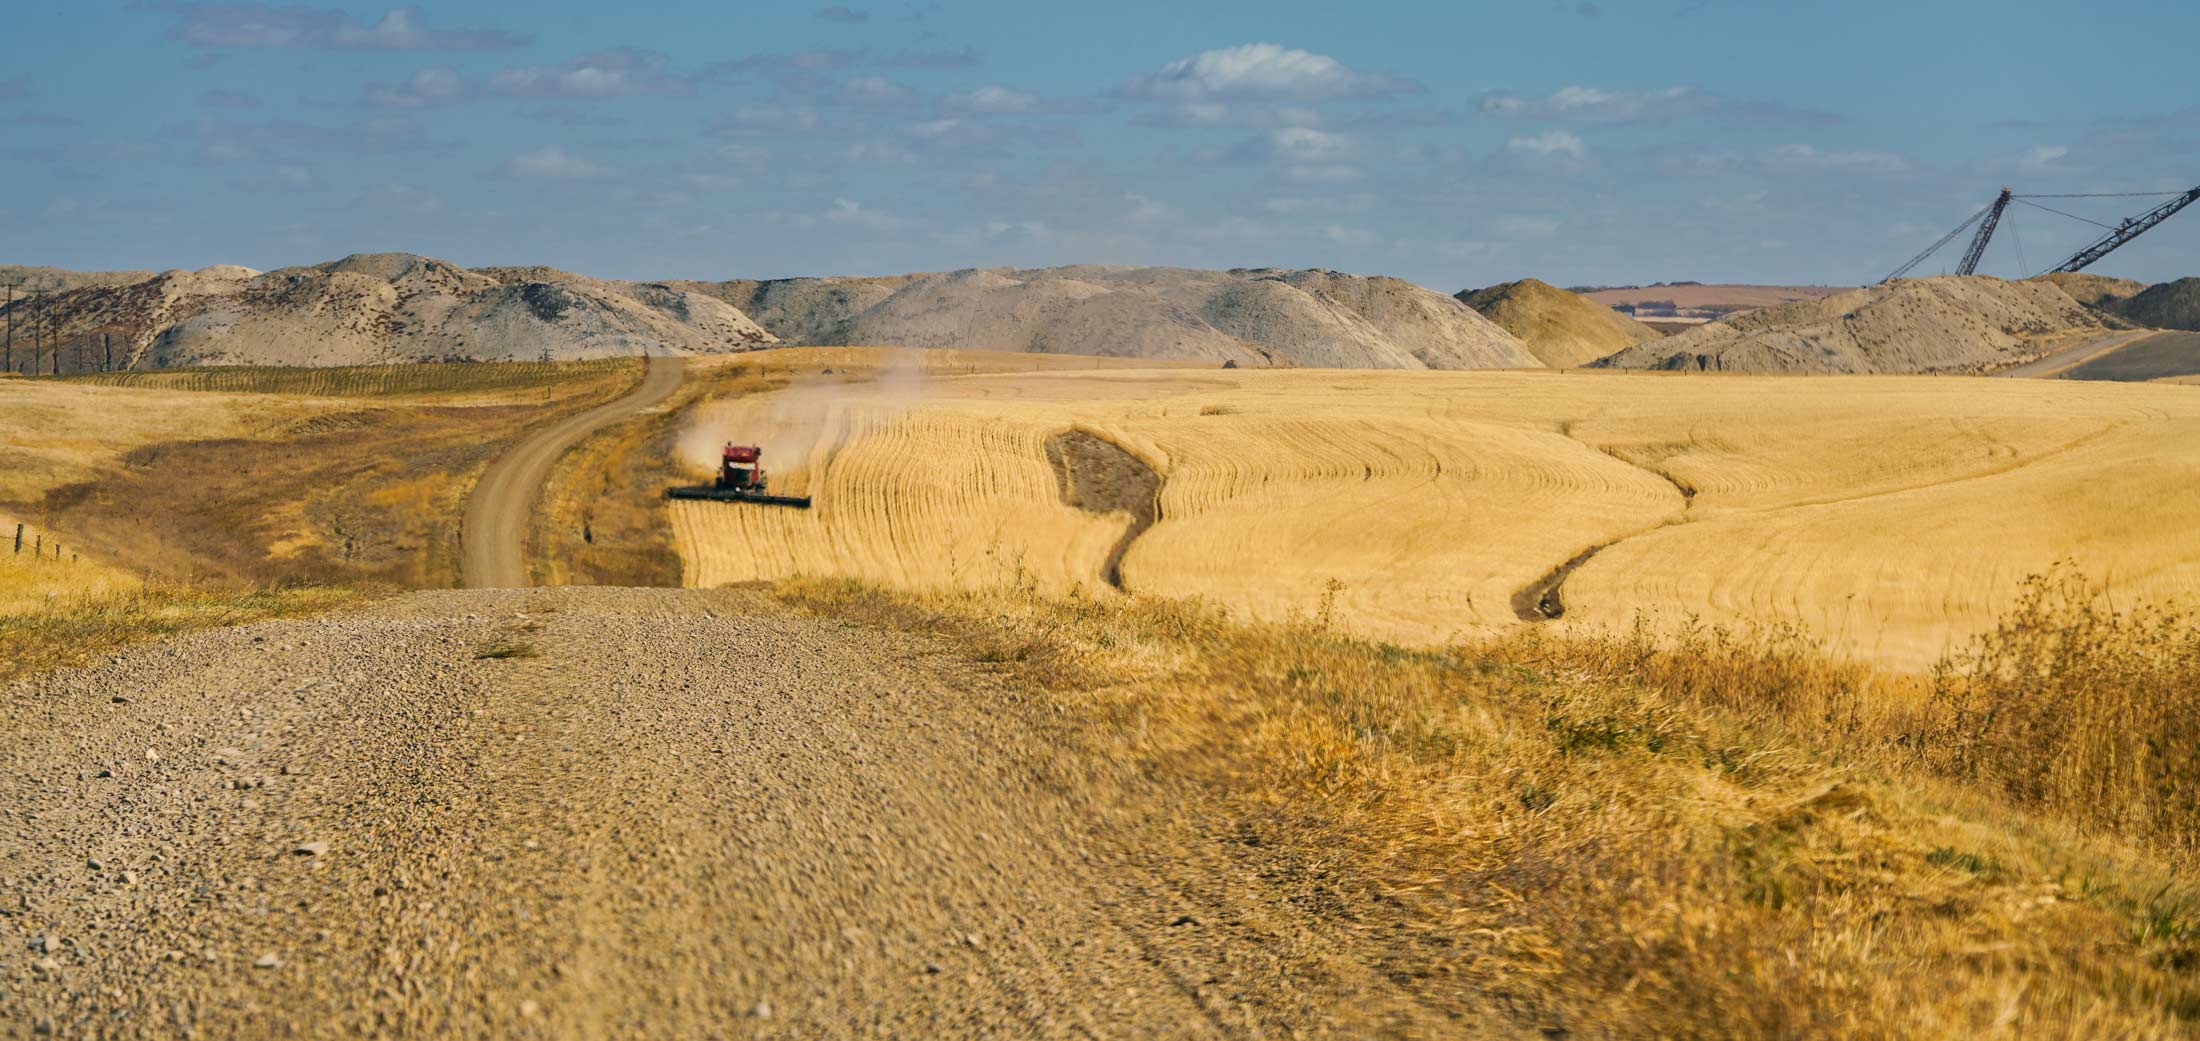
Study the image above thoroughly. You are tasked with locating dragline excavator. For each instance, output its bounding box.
[1881,180,2200,284]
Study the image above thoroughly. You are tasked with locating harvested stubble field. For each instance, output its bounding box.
[671,357,2200,669]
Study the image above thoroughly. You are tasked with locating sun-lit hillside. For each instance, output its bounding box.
[672,359,2200,667]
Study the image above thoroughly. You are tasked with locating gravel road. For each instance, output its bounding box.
[0,588,1498,1039]
[460,356,686,589]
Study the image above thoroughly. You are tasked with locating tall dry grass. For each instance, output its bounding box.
[1925,571,2200,850]
[779,574,2200,1039]
[0,583,356,686]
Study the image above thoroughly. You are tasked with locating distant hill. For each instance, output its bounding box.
[12,254,775,369]
[690,265,1538,370]
[1457,278,1663,368]
[1593,275,2105,374]
[2109,278,2200,331]
[0,264,159,293]
[1574,283,1847,315]
[2035,272,2148,309]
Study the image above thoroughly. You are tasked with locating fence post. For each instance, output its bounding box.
[12,523,20,555]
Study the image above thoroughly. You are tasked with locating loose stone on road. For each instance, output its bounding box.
[0,587,1492,1039]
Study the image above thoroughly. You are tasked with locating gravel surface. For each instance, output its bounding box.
[0,588,1498,1039]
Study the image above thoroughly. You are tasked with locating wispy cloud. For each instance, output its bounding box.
[2017,144,2069,172]
[197,88,260,109]
[1479,85,1839,127]
[708,47,981,82]
[148,4,530,50]
[502,146,601,179]
[1763,143,1907,173]
[815,5,869,22]
[946,86,1038,114]
[490,49,689,99]
[1116,43,1420,101]
[1506,129,1586,159]
[363,68,465,109]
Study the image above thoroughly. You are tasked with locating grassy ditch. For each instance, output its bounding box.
[0,583,359,687]
[776,574,2200,1040]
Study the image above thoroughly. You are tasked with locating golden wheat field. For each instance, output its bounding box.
[670,357,2200,668]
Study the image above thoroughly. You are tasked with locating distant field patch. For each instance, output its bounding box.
[58,358,639,399]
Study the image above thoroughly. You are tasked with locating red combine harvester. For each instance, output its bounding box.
[666,443,813,508]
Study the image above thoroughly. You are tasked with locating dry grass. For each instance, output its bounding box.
[778,575,2200,1039]
[3,360,641,589]
[56,359,634,401]
[1925,571,2200,849]
[530,359,815,587]
[0,582,357,687]
[671,360,2200,669]
[0,518,144,612]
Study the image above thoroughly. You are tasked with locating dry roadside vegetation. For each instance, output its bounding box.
[3,359,640,590]
[778,572,2200,1039]
[0,360,639,679]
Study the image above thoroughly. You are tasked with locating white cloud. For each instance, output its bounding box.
[947,86,1037,114]
[1116,43,1418,101]
[1271,126,1347,163]
[1479,84,1839,127]
[1287,165,1362,184]
[823,197,906,229]
[1764,143,1907,173]
[836,76,916,108]
[490,49,684,98]
[503,146,599,178]
[1506,130,1586,159]
[845,141,917,166]
[1126,194,1173,225]
[908,118,964,139]
[159,4,529,50]
[1325,225,1377,247]
[365,67,465,108]
[2018,144,2069,171]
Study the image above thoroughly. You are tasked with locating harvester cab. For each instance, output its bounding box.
[666,442,814,508]
[718,443,767,493]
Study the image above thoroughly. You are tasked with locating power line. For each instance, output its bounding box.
[2013,197,2118,232]
[2014,191,2186,199]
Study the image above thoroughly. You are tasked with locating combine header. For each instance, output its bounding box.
[666,443,812,508]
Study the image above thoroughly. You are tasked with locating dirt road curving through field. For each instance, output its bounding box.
[0,588,1507,1039]
[461,355,686,588]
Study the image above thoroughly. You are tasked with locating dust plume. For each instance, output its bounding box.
[676,351,937,497]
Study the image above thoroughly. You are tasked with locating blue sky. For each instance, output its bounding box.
[4,0,2198,289]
